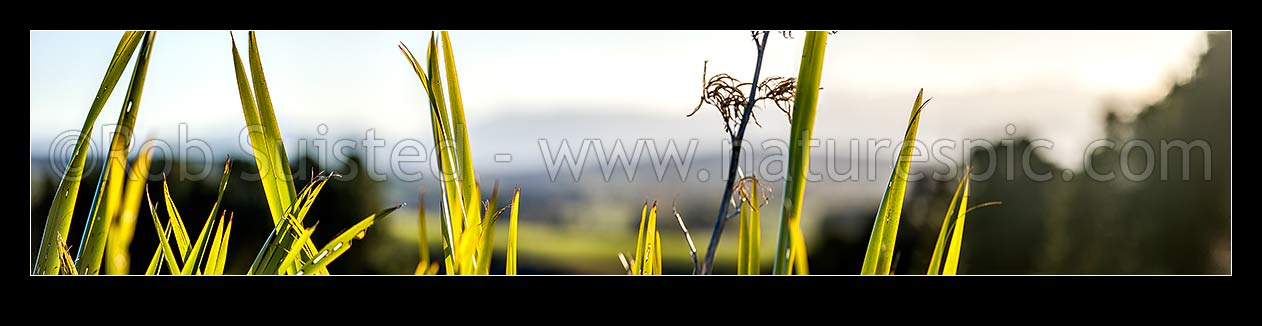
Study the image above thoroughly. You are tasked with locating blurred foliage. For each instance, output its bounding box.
[31,152,387,274]
[1034,32,1231,274]
[811,32,1230,275]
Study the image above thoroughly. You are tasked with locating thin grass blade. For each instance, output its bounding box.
[943,179,970,275]
[205,159,231,228]
[146,190,181,273]
[159,177,190,261]
[772,31,828,275]
[738,190,751,275]
[299,205,403,274]
[861,88,927,275]
[431,106,463,272]
[632,203,648,275]
[506,187,520,275]
[747,179,762,275]
[644,203,659,275]
[144,225,170,275]
[474,206,499,275]
[205,213,226,275]
[212,215,233,274]
[464,181,484,269]
[927,172,970,275]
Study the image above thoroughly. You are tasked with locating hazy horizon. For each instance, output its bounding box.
[31,31,1210,172]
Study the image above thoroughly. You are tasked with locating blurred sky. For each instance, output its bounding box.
[30,30,1209,170]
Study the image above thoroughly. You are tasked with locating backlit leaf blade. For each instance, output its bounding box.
[299,205,403,275]
[644,203,659,275]
[737,178,762,275]
[440,31,480,226]
[246,31,297,209]
[144,225,170,275]
[632,203,649,275]
[230,32,285,225]
[737,188,751,275]
[750,179,762,275]
[74,31,158,275]
[506,187,521,275]
[146,189,181,274]
[943,179,971,275]
[474,206,498,275]
[212,215,233,274]
[206,213,226,275]
[772,31,828,275]
[35,31,146,275]
[861,88,927,275]
[156,177,192,263]
[927,171,970,275]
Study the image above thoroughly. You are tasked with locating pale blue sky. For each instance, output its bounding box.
[30,30,1209,168]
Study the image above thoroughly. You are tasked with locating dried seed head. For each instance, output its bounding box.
[757,76,797,121]
[687,61,798,137]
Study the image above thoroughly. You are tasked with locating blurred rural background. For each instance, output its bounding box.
[30,31,1230,275]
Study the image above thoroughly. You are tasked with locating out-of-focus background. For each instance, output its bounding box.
[29,31,1230,274]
